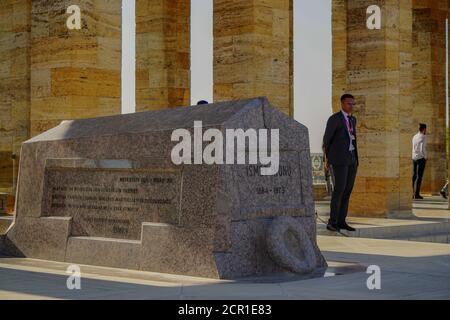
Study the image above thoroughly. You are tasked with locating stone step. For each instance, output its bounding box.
[0,215,13,234]
[317,218,450,244]
[394,233,450,243]
[65,236,142,270]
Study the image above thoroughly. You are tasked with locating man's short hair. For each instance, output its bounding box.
[419,123,427,132]
[340,94,354,102]
[197,100,209,105]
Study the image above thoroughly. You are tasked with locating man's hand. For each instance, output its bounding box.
[324,160,330,172]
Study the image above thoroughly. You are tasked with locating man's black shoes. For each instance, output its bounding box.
[339,223,356,232]
[326,224,340,232]
[413,195,424,200]
[327,222,356,232]
[440,190,447,199]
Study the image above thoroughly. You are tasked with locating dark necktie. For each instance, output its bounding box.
[347,116,353,135]
[348,116,356,150]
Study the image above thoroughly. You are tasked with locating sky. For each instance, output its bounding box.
[122,0,332,153]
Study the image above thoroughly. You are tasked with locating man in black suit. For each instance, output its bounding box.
[323,94,358,232]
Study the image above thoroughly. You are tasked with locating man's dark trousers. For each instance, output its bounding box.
[412,158,426,197]
[329,151,358,226]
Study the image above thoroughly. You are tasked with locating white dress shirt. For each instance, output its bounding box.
[341,110,355,152]
[412,132,427,160]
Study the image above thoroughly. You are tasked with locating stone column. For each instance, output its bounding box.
[0,0,31,194]
[213,0,294,116]
[332,0,347,113]
[30,0,122,137]
[412,0,448,195]
[136,0,190,111]
[447,0,450,210]
[333,0,414,217]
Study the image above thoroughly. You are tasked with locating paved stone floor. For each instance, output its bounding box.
[1,235,449,300]
[316,196,450,243]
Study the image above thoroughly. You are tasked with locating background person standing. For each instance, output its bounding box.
[412,123,428,200]
[323,94,358,232]
[441,180,448,199]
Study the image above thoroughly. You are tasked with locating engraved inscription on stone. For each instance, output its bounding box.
[236,152,303,213]
[41,167,182,240]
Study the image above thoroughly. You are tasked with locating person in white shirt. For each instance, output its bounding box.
[412,123,427,199]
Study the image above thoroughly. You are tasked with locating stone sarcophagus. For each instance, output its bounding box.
[3,97,326,279]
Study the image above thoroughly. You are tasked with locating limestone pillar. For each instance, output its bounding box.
[30,0,122,137]
[332,0,347,113]
[213,0,294,116]
[332,0,414,217]
[412,0,448,195]
[0,0,31,194]
[135,0,190,111]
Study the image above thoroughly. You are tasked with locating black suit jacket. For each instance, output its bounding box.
[323,111,359,166]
